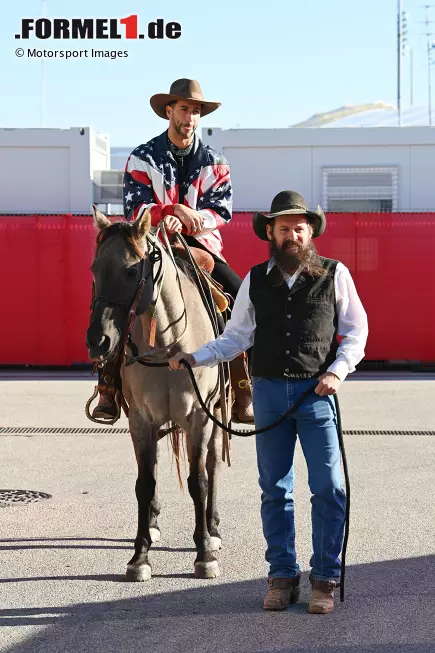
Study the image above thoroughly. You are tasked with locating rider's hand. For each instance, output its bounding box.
[314,372,341,396]
[163,214,183,234]
[173,205,204,236]
[168,352,196,371]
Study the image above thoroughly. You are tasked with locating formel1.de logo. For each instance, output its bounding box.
[15,16,182,40]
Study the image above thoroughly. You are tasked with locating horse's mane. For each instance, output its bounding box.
[95,221,144,259]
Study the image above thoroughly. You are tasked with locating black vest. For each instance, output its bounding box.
[249,258,339,379]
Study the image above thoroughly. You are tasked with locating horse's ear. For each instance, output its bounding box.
[92,204,111,231]
[133,209,151,239]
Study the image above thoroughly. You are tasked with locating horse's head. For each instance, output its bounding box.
[86,206,154,362]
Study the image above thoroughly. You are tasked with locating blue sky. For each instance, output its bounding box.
[0,0,431,145]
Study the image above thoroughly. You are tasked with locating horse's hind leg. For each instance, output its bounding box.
[126,415,158,582]
[206,420,222,552]
[188,420,220,579]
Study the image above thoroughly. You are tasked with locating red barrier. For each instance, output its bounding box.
[1,212,434,365]
[0,215,94,365]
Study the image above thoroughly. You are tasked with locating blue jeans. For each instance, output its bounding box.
[253,376,346,581]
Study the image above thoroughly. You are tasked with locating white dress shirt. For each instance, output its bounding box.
[193,259,368,382]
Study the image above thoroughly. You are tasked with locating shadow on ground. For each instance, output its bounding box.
[0,537,195,554]
[1,554,434,653]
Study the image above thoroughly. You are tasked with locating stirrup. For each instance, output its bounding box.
[85,385,122,425]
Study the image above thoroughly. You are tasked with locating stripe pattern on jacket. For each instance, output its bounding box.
[123,131,232,259]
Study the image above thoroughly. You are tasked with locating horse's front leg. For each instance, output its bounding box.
[187,417,220,579]
[126,412,158,582]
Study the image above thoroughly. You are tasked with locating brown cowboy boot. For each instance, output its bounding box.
[307,577,337,614]
[91,365,120,420]
[263,575,301,610]
[91,388,118,420]
[229,353,254,423]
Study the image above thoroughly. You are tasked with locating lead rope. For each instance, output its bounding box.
[334,394,350,602]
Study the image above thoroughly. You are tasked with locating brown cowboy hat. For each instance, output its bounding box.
[253,190,326,241]
[150,79,221,120]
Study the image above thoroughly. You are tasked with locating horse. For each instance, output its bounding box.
[86,207,224,580]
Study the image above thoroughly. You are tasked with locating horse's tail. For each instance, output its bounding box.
[168,427,186,490]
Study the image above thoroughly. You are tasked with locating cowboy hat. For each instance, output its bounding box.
[252,190,326,241]
[150,79,221,119]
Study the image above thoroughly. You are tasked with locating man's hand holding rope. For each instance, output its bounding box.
[168,351,196,371]
[315,372,341,396]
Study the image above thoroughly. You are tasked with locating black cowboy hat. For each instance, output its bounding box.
[253,190,326,241]
[150,79,221,120]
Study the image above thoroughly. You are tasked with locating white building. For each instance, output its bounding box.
[202,125,435,212]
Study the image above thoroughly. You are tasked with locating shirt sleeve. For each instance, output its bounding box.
[327,263,369,381]
[123,151,175,226]
[193,272,256,367]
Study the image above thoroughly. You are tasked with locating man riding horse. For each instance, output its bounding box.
[91,78,254,424]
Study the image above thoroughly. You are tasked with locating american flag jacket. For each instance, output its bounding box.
[123,130,233,259]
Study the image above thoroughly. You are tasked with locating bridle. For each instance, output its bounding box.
[90,231,163,353]
[91,238,159,312]
[90,225,194,364]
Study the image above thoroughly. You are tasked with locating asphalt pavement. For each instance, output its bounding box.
[0,372,434,653]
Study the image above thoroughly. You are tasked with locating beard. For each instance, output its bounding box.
[270,238,326,278]
[174,120,197,140]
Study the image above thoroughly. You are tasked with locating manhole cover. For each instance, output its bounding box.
[0,489,52,507]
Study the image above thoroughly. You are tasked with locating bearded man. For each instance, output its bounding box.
[168,190,368,614]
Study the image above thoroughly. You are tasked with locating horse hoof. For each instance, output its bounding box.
[194,560,220,579]
[125,564,152,582]
[149,527,161,543]
[210,536,222,552]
